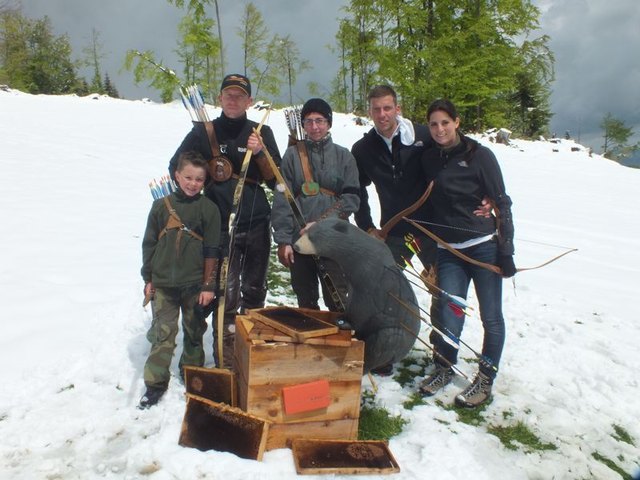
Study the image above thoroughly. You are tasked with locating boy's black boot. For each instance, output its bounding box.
[138,386,167,410]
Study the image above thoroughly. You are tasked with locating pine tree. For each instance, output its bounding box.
[333,0,550,132]
[167,0,224,86]
[252,33,285,101]
[328,22,351,113]
[333,1,382,114]
[273,35,309,105]
[601,113,638,161]
[508,35,554,137]
[237,3,268,80]
[0,11,80,94]
[83,28,104,94]
[75,77,89,96]
[103,73,119,98]
[175,12,221,102]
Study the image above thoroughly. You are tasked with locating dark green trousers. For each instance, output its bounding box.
[143,285,208,388]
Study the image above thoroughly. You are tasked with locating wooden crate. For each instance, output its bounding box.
[234,310,364,450]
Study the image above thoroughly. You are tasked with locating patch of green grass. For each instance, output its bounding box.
[452,401,491,426]
[0,413,7,422]
[360,389,377,408]
[393,351,429,387]
[57,384,75,393]
[267,246,294,298]
[592,452,632,480]
[394,364,424,387]
[612,424,636,446]
[358,404,407,441]
[435,400,490,427]
[402,392,426,410]
[462,356,479,365]
[393,367,417,388]
[487,421,557,453]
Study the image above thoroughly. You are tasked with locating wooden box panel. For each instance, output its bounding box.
[242,316,354,347]
[248,306,339,341]
[266,418,359,451]
[183,366,236,406]
[292,439,400,475]
[179,394,269,461]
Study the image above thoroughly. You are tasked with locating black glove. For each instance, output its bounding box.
[498,255,516,278]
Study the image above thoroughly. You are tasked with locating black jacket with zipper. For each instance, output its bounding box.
[352,123,435,238]
[421,134,514,256]
[169,112,281,233]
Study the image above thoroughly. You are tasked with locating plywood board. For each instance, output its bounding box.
[183,366,236,406]
[292,439,400,475]
[294,307,345,325]
[178,394,269,461]
[248,320,296,342]
[248,306,338,341]
[302,329,353,347]
[247,318,353,347]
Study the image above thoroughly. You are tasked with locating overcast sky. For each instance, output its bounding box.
[16,0,640,151]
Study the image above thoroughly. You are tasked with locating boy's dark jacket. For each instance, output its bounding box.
[421,134,514,256]
[168,113,281,232]
[141,189,221,290]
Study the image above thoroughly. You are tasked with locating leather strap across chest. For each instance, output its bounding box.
[158,197,204,253]
[296,141,336,197]
[204,121,222,159]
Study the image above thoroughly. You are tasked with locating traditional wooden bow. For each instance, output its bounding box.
[404,217,577,276]
[379,181,434,238]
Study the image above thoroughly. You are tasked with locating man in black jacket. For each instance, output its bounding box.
[352,85,436,375]
[353,85,437,277]
[169,74,281,367]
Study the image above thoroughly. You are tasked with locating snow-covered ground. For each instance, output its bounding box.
[1,90,639,479]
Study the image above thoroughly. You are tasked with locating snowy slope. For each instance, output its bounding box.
[1,90,639,480]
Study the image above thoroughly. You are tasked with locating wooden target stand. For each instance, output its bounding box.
[178,306,400,474]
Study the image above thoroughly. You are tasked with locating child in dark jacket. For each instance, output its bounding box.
[139,151,221,409]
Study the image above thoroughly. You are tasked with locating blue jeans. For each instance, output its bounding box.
[431,239,505,379]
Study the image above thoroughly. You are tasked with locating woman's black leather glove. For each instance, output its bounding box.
[498,255,516,278]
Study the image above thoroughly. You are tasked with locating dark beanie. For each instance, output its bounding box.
[301,98,332,127]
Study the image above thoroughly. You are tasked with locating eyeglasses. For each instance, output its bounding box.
[303,118,329,127]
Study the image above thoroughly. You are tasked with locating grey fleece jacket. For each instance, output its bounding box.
[272,134,360,245]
